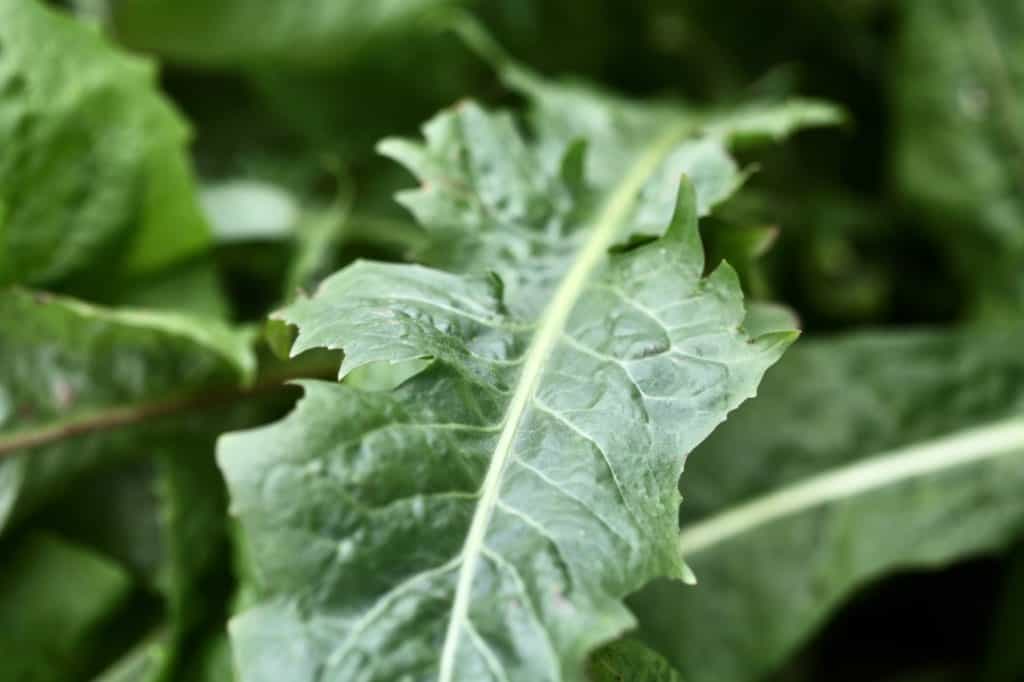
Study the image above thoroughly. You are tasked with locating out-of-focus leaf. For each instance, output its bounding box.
[779,193,894,326]
[263,319,298,362]
[36,385,299,682]
[105,0,465,69]
[284,200,428,298]
[155,419,253,628]
[589,639,680,682]
[0,0,209,286]
[186,632,236,682]
[452,18,841,242]
[217,58,834,675]
[247,41,482,166]
[630,328,1024,682]
[93,631,172,682]
[894,0,1024,317]
[44,460,164,591]
[0,532,133,682]
[201,176,422,312]
[0,288,254,532]
[99,259,233,321]
[701,222,779,299]
[713,186,963,330]
[202,181,299,244]
[283,205,350,297]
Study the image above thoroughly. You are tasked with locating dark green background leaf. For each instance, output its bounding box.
[632,328,1024,682]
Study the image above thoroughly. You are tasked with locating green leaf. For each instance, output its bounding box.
[48,449,230,623]
[0,285,289,681]
[0,0,209,286]
[36,388,298,682]
[220,92,800,681]
[284,205,352,297]
[0,532,133,682]
[630,328,1024,682]
[588,639,680,682]
[0,288,255,532]
[45,411,279,682]
[455,17,842,209]
[185,632,237,682]
[894,0,1024,317]
[246,45,481,165]
[93,632,172,682]
[103,0,465,69]
[99,259,233,320]
[202,180,300,244]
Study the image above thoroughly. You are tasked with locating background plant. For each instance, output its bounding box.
[1,1,1022,681]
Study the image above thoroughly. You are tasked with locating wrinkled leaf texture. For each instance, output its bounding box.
[220,66,837,681]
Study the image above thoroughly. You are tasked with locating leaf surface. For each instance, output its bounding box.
[0,533,133,682]
[93,631,172,682]
[0,0,209,285]
[219,89,813,681]
[894,0,1024,316]
[0,288,254,532]
[588,638,680,682]
[630,328,1024,682]
[104,0,464,69]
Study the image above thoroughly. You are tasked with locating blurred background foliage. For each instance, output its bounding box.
[59,0,1016,332]
[1,0,1021,680]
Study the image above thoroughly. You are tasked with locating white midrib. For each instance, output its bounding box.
[438,123,688,681]
[678,417,1024,556]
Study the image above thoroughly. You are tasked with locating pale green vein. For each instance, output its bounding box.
[328,557,462,668]
[465,619,511,682]
[481,544,561,676]
[438,122,689,681]
[679,417,1024,555]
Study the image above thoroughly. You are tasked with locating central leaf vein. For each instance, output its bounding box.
[438,122,688,680]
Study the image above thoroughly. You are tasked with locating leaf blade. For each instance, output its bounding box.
[221,95,800,680]
[632,328,1024,682]
[0,0,210,285]
[0,288,254,531]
